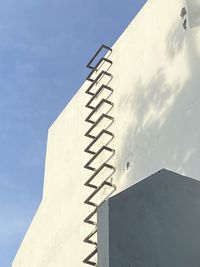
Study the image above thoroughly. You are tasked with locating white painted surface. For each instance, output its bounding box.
[13,0,200,266]
[12,88,93,266]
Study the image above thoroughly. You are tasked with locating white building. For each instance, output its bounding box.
[13,0,200,266]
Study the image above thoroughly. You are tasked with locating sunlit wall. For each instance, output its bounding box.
[13,0,200,266]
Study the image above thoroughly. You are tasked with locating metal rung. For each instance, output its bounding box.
[85,71,113,96]
[85,85,113,110]
[84,229,97,245]
[84,163,115,189]
[85,99,113,124]
[83,248,97,266]
[84,129,114,155]
[84,178,115,206]
[84,113,114,139]
[84,146,115,171]
[84,208,98,225]
[86,57,112,82]
[86,44,112,70]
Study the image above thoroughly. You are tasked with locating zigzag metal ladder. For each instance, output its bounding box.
[83,45,116,266]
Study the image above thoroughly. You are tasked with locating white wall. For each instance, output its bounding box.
[13,0,200,266]
[12,87,93,266]
[113,0,200,191]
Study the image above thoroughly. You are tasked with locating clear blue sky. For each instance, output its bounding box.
[0,0,147,265]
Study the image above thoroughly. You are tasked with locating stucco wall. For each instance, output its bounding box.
[113,0,200,191]
[12,87,93,266]
[13,0,200,266]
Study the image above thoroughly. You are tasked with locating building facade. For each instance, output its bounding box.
[13,0,200,266]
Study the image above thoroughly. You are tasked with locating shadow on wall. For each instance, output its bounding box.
[166,22,185,60]
[116,22,200,189]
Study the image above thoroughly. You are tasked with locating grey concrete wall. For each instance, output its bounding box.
[98,201,109,267]
[187,0,200,28]
[98,169,200,267]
